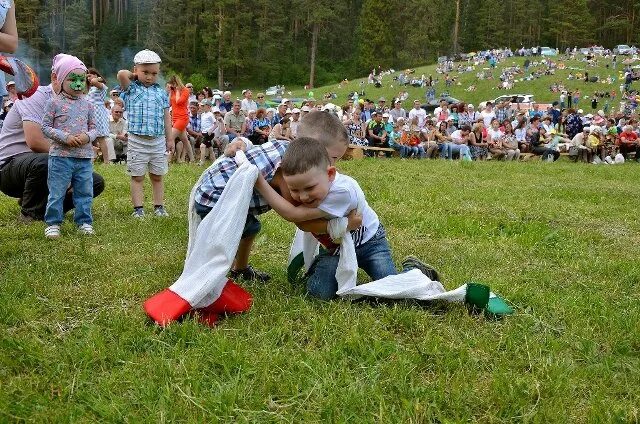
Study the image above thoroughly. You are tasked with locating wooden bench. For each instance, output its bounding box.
[343,144,398,160]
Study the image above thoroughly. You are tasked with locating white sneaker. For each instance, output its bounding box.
[78,223,95,235]
[45,225,61,239]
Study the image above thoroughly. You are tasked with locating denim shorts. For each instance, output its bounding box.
[193,202,261,239]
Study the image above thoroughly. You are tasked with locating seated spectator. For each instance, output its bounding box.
[366,112,389,154]
[344,110,367,146]
[586,126,605,163]
[428,119,451,158]
[400,117,425,158]
[199,100,217,165]
[500,121,521,160]
[185,100,203,161]
[446,125,472,160]
[223,100,246,142]
[248,108,271,146]
[269,117,293,141]
[469,122,489,160]
[619,124,639,160]
[106,102,128,163]
[569,126,591,162]
[244,109,257,139]
[487,118,506,160]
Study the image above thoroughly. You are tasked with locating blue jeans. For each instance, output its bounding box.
[45,157,93,226]
[307,225,397,300]
[446,143,471,160]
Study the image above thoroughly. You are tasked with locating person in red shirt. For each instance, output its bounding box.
[618,125,639,160]
[167,75,194,163]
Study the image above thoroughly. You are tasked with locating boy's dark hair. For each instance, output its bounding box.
[281,137,330,176]
[297,111,349,147]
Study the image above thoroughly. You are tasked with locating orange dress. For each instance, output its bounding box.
[170,87,190,131]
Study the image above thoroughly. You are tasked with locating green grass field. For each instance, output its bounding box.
[1,159,639,422]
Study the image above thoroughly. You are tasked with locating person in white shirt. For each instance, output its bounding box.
[408,100,427,128]
[433,99,450,122]
[240,89,257,112]
[290,108,301,138]
[480,102,496,127]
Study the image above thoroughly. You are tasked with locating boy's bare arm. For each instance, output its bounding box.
[296,210,363,234]
[255,174,327,223]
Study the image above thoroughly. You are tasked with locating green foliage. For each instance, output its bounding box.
[2,161,640,421]
[188,73,208,91]
[13,0,640,86]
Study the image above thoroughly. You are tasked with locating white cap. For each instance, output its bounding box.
[584,113,593,118]
[468,104,474,108]
[301,106,311,112]
[212,106,221,113]
[280,98,290,105]
[597,110,605,117]
[133,49,162,64]
[382,113,390,118]
[213,94,222,100]
[285,109,293,114]
[292,108,300,113]
[6,80,15,87]
[577,109,584,114]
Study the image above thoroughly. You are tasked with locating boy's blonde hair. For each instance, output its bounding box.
[297,111,349,148]
[281,137,330,176]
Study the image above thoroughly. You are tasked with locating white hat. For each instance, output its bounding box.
[577,109,584,114]
[280,98,290,105]
[597,110,605,117]
[301,106,311,112]
[6,81,15,87]
[382,113,390,118]
[285,109,293,114]
[242,89,248,95]
[133,49,162,64]
[468,104,474,108]
[213,94,222,100]
[292,108,300,113]
[584,113,593,118]
[212,106,221,113]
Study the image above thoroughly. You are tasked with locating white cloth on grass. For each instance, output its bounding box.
[170,150,258,309]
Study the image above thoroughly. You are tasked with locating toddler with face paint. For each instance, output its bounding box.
[41,54,98,238]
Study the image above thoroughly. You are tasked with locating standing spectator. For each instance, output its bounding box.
[376,97,386,114]
[5,80,17,101]
[186,83,196,104]
[240,89,257,112]
[167,75,194,163]
[198,100,216,165]
[565,108,583,140]
[361,100,374,122]
[494,100,511,124]
[86,68,111,163]
[572,90,581,108]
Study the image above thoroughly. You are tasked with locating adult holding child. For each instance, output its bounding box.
[0,54,105,223]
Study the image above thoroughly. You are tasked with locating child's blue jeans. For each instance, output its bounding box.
[306,225,397,300]
[44,157,93,226]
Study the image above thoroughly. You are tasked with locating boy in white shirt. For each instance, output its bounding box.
[255,137,438,300]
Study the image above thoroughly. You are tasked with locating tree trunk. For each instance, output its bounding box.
[309,22,319,89]
[217,5,224,91]
[452,0,460,54]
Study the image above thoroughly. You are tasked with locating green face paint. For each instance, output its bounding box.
[68,73,87,91]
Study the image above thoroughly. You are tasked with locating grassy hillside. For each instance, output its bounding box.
[254,55,631,112]
[1,160,639,421]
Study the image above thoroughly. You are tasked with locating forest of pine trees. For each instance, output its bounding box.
[12,0,640,88]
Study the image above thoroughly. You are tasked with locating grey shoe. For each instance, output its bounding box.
[401,256,440,282]
[132,209,145,219]
[154,206,169,217]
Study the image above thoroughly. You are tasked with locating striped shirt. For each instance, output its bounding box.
[194,140,289,215]
[119,80,169,137]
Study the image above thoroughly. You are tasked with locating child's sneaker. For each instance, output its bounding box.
[401,256,440,282]
[230,265,271,282]
[78,223,95,235]
[132,208,145,219]
[45,225,61,239]
[154,206,169,217]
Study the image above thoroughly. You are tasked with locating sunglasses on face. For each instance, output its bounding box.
[257,96,264,99]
